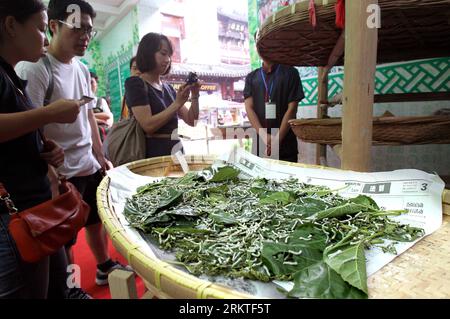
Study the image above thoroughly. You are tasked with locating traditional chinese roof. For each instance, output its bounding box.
[170,63,251,79]
[217,9,248,23]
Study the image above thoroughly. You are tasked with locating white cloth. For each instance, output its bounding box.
[93,96,109,113]
[16,54,100,178]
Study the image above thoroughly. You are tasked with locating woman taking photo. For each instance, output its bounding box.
[125,32,200,158]
[0,0,80,298]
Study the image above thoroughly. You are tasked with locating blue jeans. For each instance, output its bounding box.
[0,214,68,299]
[0,214,23,298]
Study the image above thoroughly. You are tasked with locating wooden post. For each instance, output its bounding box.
[342,0,378,171]
[108,269,138,299]
[316,67,328,166]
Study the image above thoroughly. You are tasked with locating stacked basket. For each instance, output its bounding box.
[289,116,450,145]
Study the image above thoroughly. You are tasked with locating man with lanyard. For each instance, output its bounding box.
[243,48,304,162]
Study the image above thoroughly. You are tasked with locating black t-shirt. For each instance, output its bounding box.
[243,64,305,156]
[0,57,50,214]
[124,76,178,135]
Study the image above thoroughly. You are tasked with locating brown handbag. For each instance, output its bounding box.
[0,179,90,263]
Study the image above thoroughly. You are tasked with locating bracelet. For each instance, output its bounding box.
[191,95,199,99]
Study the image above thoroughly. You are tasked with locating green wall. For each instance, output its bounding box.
[86,7,140,120]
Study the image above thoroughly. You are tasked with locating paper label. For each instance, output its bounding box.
[265,103,276,119]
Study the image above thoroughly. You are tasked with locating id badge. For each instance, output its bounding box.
[265,102,276,120]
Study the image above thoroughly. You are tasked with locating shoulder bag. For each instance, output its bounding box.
[103,78,147,166]
[0,178,89,263]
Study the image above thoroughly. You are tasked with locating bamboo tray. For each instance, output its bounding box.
[97,156,450,298]
[257,0,450,66]
[289,116,450,145]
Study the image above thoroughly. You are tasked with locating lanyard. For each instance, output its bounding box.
[260,66,279,103]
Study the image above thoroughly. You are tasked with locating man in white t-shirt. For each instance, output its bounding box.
[16,0,131,297]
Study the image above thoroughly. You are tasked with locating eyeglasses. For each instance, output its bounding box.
[58,20,97,39]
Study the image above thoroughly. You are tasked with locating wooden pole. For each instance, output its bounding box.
[342,0,378,171]
[316,67,328,166]
[316,31,345,166]
[108,269,138,299]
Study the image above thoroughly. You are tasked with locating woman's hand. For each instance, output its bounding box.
[46,99,81,124]
[95,118,108,126]
[40,139,64,168]
[190,82,201,98]
[175,84,192,107]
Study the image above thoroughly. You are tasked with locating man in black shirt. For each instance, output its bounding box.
[243,51,304,162]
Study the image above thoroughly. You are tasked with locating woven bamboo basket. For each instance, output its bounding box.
[257,0,450,66]
[97,156,450,299]
[289,116,450,145]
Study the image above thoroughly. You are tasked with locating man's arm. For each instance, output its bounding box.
[276,101,298,144]
[94,98,114,127]
[245,97,268,143]
[245,96,273,156]
[88,109,112,169]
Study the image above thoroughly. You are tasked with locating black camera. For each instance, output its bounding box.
[185,72,198,84]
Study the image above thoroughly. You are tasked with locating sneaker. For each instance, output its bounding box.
[66,287,93,299]
[95,260,134,286]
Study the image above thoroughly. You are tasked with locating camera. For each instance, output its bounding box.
[185,72,198,84]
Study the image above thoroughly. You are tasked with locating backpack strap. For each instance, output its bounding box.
[42,55,54,106]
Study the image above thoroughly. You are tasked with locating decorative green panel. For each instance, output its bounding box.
[88,40,106,97]
[374,58,450,94]
[300,57,450,106]
[97,7,140,121]
[248,0,260,70]
[105,48,133,121]
[107,65,122,120]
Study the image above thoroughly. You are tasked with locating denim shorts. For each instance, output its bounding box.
[0,214,24,298]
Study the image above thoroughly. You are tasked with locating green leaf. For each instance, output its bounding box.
[209,211,238,225]
[383,225,424,242]
[288,261,368,299]
[251,178,268,188]
[166,207,202,217]
[155,188,183,213]
[176,172,199,185]
[323,234,368,294]
[249,187,268,196]
[289,197,330,218]
[205,193,228,204]
[136,181,164,194]
[209,166,240,182]
[349,195,380,210]
[205,184,229,195]
[261,242,322,277]
[123,202,143,216]
[288,224,327,251]
[310,202,367,220]
[141,212,171,225]
[153,227,212,235]
[259,191,296,205]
